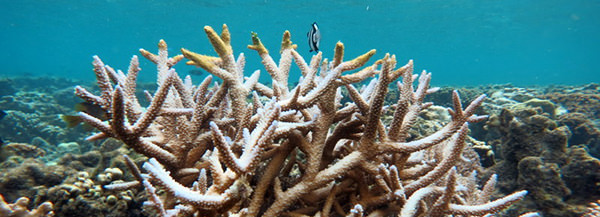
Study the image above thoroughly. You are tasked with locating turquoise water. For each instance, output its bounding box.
[1,0,598,85]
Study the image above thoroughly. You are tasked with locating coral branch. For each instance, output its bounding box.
[75,24,528,217]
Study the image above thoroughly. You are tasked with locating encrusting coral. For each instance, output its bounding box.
[483,104,600,216]
[74,24,530,216]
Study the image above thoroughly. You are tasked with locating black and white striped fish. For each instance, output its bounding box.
[307,22,321,52]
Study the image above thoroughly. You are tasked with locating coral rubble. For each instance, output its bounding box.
[0,77,91,147]
[72,24,528,216]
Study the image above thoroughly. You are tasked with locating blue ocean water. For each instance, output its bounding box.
[1,0,598,86]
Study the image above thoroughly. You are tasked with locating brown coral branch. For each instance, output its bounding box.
[75,24,528,217]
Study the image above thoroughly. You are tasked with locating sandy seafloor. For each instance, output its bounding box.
[0,75,598,217]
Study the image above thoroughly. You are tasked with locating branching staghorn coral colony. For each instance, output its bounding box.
[69,24,529,216]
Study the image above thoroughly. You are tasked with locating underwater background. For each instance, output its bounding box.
[1,0,599,85]
[0,0,599,217]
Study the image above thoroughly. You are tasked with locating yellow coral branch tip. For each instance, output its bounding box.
[248,32,269,55]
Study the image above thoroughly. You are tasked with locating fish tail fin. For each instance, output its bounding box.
[81,123,95,131]
[74,103,86,111]
[61,115,82,128]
